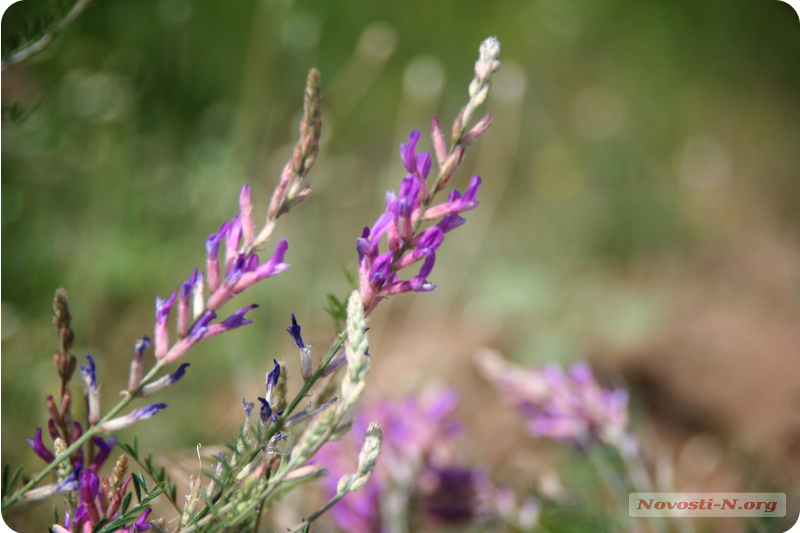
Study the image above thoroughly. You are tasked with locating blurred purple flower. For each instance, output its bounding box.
[485,355,629,446]
[154,291,177,359]
[286,313,305,349]
[26,428,54,463]
[80,355,101,425]
[99,403,167,433]
[207,239,290,310]
[317,390,490,532]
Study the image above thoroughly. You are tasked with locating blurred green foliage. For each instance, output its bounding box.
[2,0,799,529]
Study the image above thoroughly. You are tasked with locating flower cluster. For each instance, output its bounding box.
[483,354,629,447]
[357,131,482,314]
[146,189,290,369]
[51,457,156,533]
[316,390,491,532]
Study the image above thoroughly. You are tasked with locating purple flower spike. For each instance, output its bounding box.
[154,291,177,359]
[27,428,55,463]
[100,403,168,433]
[286,314,305,349]
[487,358,630,447]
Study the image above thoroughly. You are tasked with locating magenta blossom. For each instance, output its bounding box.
[357,130,482,314]
[486,356,629,446]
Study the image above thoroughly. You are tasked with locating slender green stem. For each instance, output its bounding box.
[176,331,348,533]
[291,490,348,531]
[1,359,167,511]
[273,331,346,433]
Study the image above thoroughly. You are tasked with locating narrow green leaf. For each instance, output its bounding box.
[121,492,132,514]
[116,441,137,459]
[91,516,109,533]
[5,465,24,497]
[131,473,142,503]
[133,472,148,493]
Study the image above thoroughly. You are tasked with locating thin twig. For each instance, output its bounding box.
[2,0,96,71]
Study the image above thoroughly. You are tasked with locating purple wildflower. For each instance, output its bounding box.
[27,428,55,463]
[317,390,488,532]
[159,309,215,363]
[80,469,101,526]
[206,221,229,293]
[357,130,482,314]
[419,466,492,524]
[160,304,256,363]
[99,403,167,433]
[485,356,629,446]
[286,313,305,349]
[139,363,190,396]
[177,268,199,338]
[20,471,78,502]
[207,239,290,310]
[88,436,116,472]
[224,214,243,274]
[286,314,312,380]
[257,397,272,424]
[242,399,254,418]
[128,336,150,391]
[154,291,177,359]
[80,355,101,425]
[265,359,280,401]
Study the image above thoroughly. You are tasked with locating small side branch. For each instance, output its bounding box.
[2,0,96,71]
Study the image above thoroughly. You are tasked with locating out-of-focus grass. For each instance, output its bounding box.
[2,0,799,530]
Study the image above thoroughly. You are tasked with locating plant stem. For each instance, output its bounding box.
[176,331,348,533]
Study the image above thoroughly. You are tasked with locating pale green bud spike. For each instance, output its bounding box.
[350,421,382,492]
[344,290,369,385]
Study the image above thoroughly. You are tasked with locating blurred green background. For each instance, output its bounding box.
[2,0,800,530]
